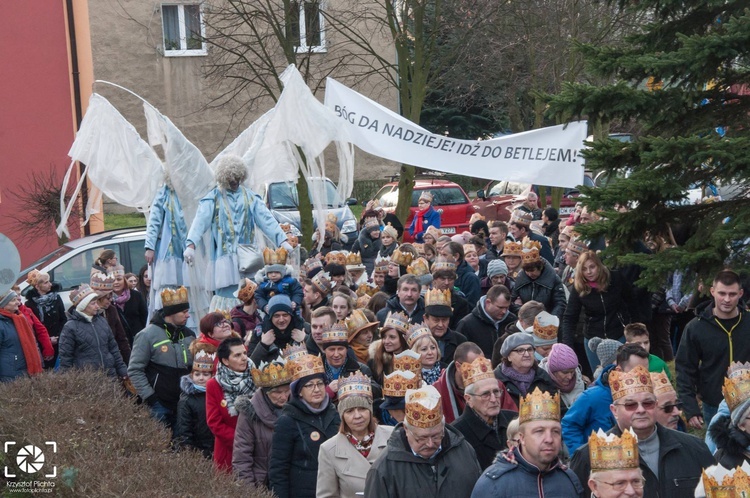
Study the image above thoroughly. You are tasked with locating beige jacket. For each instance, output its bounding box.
[316,425,394,498]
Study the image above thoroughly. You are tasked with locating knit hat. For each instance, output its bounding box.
[71,284,98,312]
[0,291,18,309]
[500,332,535,358]
[589,337,621,368]
[267,294,293,317]
[337,371,373,417]
[546,344,579,373]
[487,259,509,278]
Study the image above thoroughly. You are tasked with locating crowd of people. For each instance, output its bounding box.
[3,179,750,498]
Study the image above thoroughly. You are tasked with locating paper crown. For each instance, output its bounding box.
[391,247,413,267]
[160,286,189,307]
[405,385,443,428]
[502,241,523,257]
[406,322,432,348]
[70,284,97,307]
[424,225,441,241]
[108,265,126,278]
[431,257,457,273]
[518,387,561,424]
[26,269,45,286]
[282,343,309,363]
[356,282,379,297]
[463,244,477,255]
[263,247,288,266]
[236,278,258,302]
[338,370,373,402]
[383,370,421,397]
[393,350,422,376]
[459,356,495,388]
[346,252,364,268]
[373,255,389,273]
[279,223,293,233]
[193,350,216,373]
[588,429,640,471]
[325,251,347,267]
[521,238,542,265]
[304,257,323,272]
[325,213,338,233]
[723,362,750,412]
[363,217,380,230]
[510,210,533,226]
[702,465,750,497]
[418,190,434,203]
[90,272,115,293]
[560,225,579,239]
[567,238,589,256]
[609,365,654,401]
[356,294,371,308]
[650,371,675,397]
[345,309,378,337]
[424,288,451,308]
[251,360,293,388]
[217,308,232,321]
[407,257,431,277]
[383,311,410,335]
[321,322,350,346]
[382,223,398,239]
[289,353,325,381]
[533,311,559,341]
[311,271,333,294]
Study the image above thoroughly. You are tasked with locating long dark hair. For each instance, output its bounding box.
[136,264,150,297]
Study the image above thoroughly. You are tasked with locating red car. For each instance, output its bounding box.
[371,179,476,242]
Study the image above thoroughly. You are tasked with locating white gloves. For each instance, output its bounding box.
[281,241,294,252]
[183,246,195,265]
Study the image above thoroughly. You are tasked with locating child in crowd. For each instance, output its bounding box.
[255,247,303,316]
[175,345,216,458]
[623,322,672,380]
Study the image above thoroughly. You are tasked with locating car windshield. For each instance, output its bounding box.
[268,180,343,209]
[16,246,73,284]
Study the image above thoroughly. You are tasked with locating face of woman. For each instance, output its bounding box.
[126,276,138,290]
[83,300,100,316]
[508,345,535,371]
[331,296,350,320]
[382,328,403,354]
[552,368,576,387]
[112,276,125,293]
[582,259,600,282]
[381,234,394,246]
[343,406,372,435]
[417,340,438,368]
[299,377,327,406]
[387,261,400,277]
[417,199,430,209]
[222,344,248,372]
[271,311,292,330]
[36,279,52,295]
[106,256,118,267]
[504,255,521,270]
[142,270,151,287]
[353,328,374,346]
[266,384,291,408]
[465,251,479,270]
[423,234,436,245]
[211,320,232,341]
[373,271,385,288]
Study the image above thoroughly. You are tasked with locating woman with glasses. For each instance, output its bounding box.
[494,333,557,408]
[194,311,237,363]
[270,353,340,498]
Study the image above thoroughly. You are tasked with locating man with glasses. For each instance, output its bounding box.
[452,356,519,469]
[365,385,481,498]
[457,284,516,360]
[587,429,645,498]
[570,365,715,497]
[650,372,683,431]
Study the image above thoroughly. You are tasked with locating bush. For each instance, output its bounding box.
[0,370,273,497]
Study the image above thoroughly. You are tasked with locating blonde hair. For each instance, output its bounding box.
[574,251,610,296]
[411,334,442,364]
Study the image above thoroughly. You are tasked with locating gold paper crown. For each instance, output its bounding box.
[510,210,533,226]
[279,223,292,233]
[263,247,288,266]
[521,237,542,265]
[383,311,410,335]
[193,350,216,373]
[459,356,495,387]
[334,252,347,266]
[373,255,389,272]
[406,322,432,348]
[610,365,654,401]
[588,429,640,471]
[560,225,579,239]
[533,311,559,341]
[338,370,373,402]
[305,258,323,271]
[363,217,380,230]
[356,294,371,308]
[412,243,425,255]
[650,371,675,397]
[425,288,451,308]
[356,282,379,297]
[393,350,422,376]
[251,361,293,388]
[289,353,325,381]
[345,309,378,337]
[160,286,189,307]
[405,385,443,429]
[418,190,434,203]
[407,257,431,277]
[325,252,339,265]
[503,241,523,257]
[282,343,309,363]
[703,467,750,497]
[723,362,750,411]
[567,238,589,256]
[463,244,477,255]
[383,370,421,397]
[346,252,363,267]
[237,278,258,303]
[217,308,232,321]
[518,387,561,424]
[311,271,332,294]
[321,322,350,345]
[431,257,457,272]
[391,248,413,267]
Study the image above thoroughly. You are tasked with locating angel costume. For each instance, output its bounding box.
[145,184,190,292]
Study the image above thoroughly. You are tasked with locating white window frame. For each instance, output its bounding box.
[162,3,207,57]
[292,0,327,54]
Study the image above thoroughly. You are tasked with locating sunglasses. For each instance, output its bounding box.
[615,399,657,411]
[660,402,683,413]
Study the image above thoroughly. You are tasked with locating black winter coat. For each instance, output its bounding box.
[455,260,481,308]
[510,261,567,319]
[449,290,472,330]
[456,299,516,359]
[269,397,340,498]
[25,285,67,338]
[174,375,213,458]
[435,328,467,365]
[452,407,517,470]
[376,295,425,325]
[58,309,128,377]
[494,365,558,409]
[710,415,750,469]
[114,289,148,345]
[351,229,382,276]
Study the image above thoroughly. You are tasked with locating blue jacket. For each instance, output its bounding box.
[455,260,481,308]
[0,314,28,382]
[561,363,616,455]
[256,275,304,313]
[408,206,440,242]
[145,185,190,288]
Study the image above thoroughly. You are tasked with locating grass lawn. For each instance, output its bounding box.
[105,212,147,230]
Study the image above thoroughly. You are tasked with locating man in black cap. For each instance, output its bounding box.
[423,288,467,364]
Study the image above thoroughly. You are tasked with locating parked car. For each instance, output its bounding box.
[371,179,475,242]
[16,228,148,309]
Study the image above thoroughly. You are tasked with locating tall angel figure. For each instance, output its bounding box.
[184,155,294,311]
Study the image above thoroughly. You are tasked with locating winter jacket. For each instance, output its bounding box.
[452,407,518,470]
[25,285,67,339]
[269,397,340,498]
[127,312,196,412]
[561,363,616,455]
[455,260,481,308]
[0,314,29,382]
[510,261,567,319]
[471,446,584,498]
[351,229,382,276]
[233,390,282,486]
[364,424,481,498]
[376,295,425,326]
[114,289,148,345]
[709,415,750,469]
[18,304,54,359]
[676,302,750,418]
[206,377,239,472]
[456,298,517,360]
[316,426,394,498]
[570,424,715,498]
[102,304,132,364]
[561,270,633,345]
[538,357,585,409]
[249,312,307,365]
[58,310,128,377]
[256,273,304,313]
[408,206,441,243]
[433,328,467,365]
[175,375,213,458]
[230,304,262,340]
[493,365,558,410]
[448,290,472,329]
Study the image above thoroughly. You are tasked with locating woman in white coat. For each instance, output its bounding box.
[316,371,393,498]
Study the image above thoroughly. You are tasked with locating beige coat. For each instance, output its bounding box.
[316,425,394,498]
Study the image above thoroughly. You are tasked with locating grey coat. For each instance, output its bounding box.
[233,390,281,486]
[58,310,128,377]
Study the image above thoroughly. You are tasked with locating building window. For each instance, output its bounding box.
[289,1,326,53]
[162,4,206,56]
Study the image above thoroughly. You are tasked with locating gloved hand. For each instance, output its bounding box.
[183,246,195,265]
[281,240,294,253]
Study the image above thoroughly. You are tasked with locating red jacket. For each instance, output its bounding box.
[206,378,239,473]
[19,304,54,359]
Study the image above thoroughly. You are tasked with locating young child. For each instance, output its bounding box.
[379,224,399,258]
[255,247,303,315]
[175,345,216,458]
[623,322,673,380]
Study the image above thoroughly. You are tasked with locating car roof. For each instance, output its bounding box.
[63,227,147,249]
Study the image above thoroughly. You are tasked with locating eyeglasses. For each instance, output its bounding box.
[615,399,657,411]
[596,477,646,491]
[512,347,535,356]
[407,427,443,445]
[468,389,503,401]
[660,402,683,413]
[218,320,232,327]
[302,381,325,391]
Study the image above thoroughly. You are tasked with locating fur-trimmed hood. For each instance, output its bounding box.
[710,414,750,466]
[180,374,206,396]
[368,339,382,361]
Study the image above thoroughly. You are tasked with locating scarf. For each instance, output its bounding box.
[413,206,431,235]
[501,364,535,395]
[0,310,43,375]
[350,342,370,364]
[214,362,256,416]
[347,431,375,458]
[422,364,443,385]
[325,361,345,382]
[114,288,131,311]
[262,389,285,417]
[552,371,578,394]
[31,292,57,322]
[302,395,330,414]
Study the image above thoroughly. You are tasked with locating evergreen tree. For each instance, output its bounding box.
[548,1,750,289]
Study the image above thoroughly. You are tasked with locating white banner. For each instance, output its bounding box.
[324,78,588,188]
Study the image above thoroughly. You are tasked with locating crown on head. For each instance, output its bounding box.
[519,387,561,424]
[589,429,640,471]
[459,356,495,388]
[521,237,542,265]
[418,191,434,203]
[567,238,589,256]
[510,210,533,226]
[108,265,126,278]
[383,311,410,335]
[407,257,431,277]
[237,278,258,303]
[383,370,421,397]
[193,350,216,373]
[363,217,380,230]
[463,244,477,255]
[217,308,231,321]
[393,350,422,376]
[405,385,443,428]
[356,282,379,297]
[324,251,339,265]
[282,343,309,363]
[251,360,293,388]
[425,288,451,308]
[346,252,363,267]
[90,272,115,292]
[334,252,347,266]
[610,365,654,401]
[160,286,189,307]
[356,294,371,308]
[289,353,325,381]
[263,247,288,266]
[321,322,349,345]
[373,255,389,273]
[702,466,750,497]
[279,223,292,233]
[345,309,377,337]
[533,311,559,341]
[391,248,413,267]
[338,370,373,402]
[723,362,750,412]
[560,225,579,239]
[503,241,523,257]
[311,271,333,295]
[406,322,432,348]
[650,372,675,397]
[305,257,323,272]
[431,257,456,273]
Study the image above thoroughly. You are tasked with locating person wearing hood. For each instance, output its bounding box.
[539,343,585,412]
[175,345,216,459]
[352,214,382,276]
[233,358,292,486]
[230,278,262,340]
[24,269,66,367]
[456,285,515,361]
[408,191,441,243]
[708,362,750,469]
[269,353,340,498]
[249,294,307,365]
[128,286,195,432]
[255,247,304,315]
[510,242,566,320]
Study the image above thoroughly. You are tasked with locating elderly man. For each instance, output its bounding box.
[364,385,481,498]
[471,388,585,497]
[376,274,425,325]
[452,356,518,469]
[518,191,542,220]
[570,365,715,498]
[588,430,645,498]
[456,284,515,360]
[423,288,467,364]
[650,372,683,431]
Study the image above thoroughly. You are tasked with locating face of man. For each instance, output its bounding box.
[655,392,682,430]
[619,355,649,372]
[432,274,455,291]
[589,469,645,498]
[465,377,502,422]
[439,246,457,262]
[509,223,527,241]
[311,315,333,343]
[483,294,510,321]
[424,314,449,338]
[405,422,445,459]
[490,274,507,287]
[489,227,504,248]
[711,281,743,318]
[564,249,579,268]
[271,311,292,330]
[611,391,657,438]
[167,309,190,327]
[222,344,249,372]
[304,284,321,306]
[626,336,650,354]
[397,282,420,307]
[519,420,562,471]
[324,345,347,368]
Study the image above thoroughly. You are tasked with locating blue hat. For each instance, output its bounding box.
[268,294,293,317]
